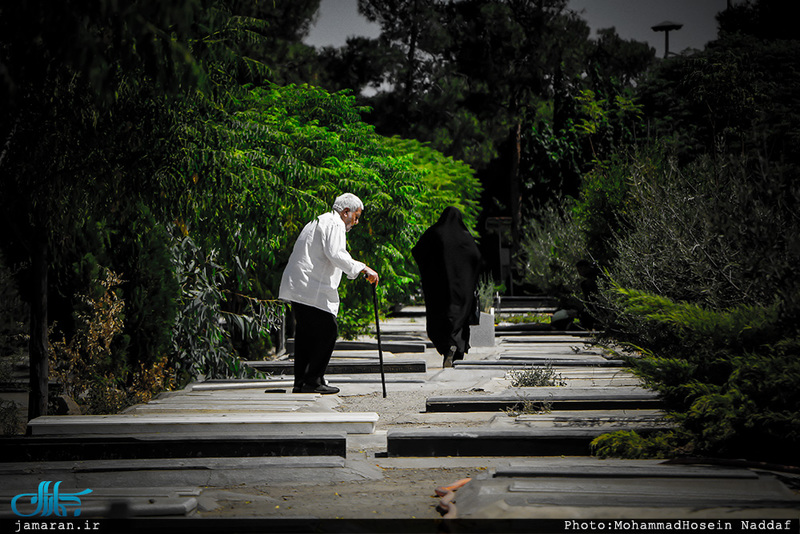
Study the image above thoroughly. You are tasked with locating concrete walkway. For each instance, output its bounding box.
[1,306,798,524]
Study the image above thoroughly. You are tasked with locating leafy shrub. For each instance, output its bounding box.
[608,153,790,310]
[570,150,640,266]
[608,288,800,464]
[384,136,482,231]
[476,274,501,313]
[504,398,553,417]
[111,207,180,375]
[0,250,27,359]
[591,430,681,459]
[517,201,586,302]
[573,144,800,463]
[0,399,23,436]
[50,269,175,414]
[508,362,567,388]
[169,232,273,384]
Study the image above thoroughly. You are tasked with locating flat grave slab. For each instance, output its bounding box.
[495,323,599,334]
[499,340,598,347]
[498,346,605,356]
[454,359,624,368]
[494,463,759,479]
[426,387,662,412]
[149,391,319,402]
[245,359,426,374]
[498,354,609,363]
[495,296,558,308]
[495,409,668,428]
[186,380,299,391]
[125,403,307,414]
[0,496,198,519]
[454,466,800,518]
[142,395,316,404]
[285,339,426,353]
[0,433,347,461]
[386,426,666,457]
[0,456,373,492]
[27,412,379,436]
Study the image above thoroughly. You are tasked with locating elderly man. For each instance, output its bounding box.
[279,193,379,394]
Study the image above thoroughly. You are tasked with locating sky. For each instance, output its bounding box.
[304,0,730,59]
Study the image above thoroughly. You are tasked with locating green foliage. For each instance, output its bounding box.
[608,288,800,463]
[638,31,800,176]
[585,28,656,96]
[43,206,181,383]
[600,148,800,317]
[0,251,27,359]
[517,202,586,301]
[508,363,567,388]
[591,430,680,460]
[476,275,500,313]
[383,137,481,230]
[112,207,181,373]
[170,83,455,340]
[350,0,594,172]
[498,313,550,325]
[570,15,800,462]
[2,0,478,413]
[570,152,634,266]
[50,270,175,414]
[0,0,331,415]
[169,232,265,383]
[611,285,780,351]
[570,89,644,167]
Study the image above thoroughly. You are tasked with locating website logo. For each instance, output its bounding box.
[11,481,93,517]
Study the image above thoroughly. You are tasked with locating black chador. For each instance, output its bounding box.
[412,207,482,367]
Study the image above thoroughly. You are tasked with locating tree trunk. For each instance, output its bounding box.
[27,232,49,424]
[509,120,522,253]
[403,0,420,101]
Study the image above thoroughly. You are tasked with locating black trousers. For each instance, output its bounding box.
[292,302,337,388]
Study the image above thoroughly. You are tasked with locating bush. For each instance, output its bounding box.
[608,288,800,464]
[517,201,586,303]
[608,153,794,310]
[169,232,272,384]
[508,362,567,388]
[591,430,682,459]
[50,269,175,414]
[573,146,800,464]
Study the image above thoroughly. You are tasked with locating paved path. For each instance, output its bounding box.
[1,307,798,525]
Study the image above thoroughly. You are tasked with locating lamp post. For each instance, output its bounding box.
[651,20,683,58]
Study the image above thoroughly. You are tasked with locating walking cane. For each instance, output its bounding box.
[372,284,387,398]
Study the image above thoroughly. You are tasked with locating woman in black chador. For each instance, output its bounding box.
[412,207,482,367]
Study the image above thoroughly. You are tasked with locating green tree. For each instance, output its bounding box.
[384,137,481,229]
[0,0,281,418]
[0,0,201,418]
[358,0,447,103]
[168,82,479,342]
[339,0,594,253]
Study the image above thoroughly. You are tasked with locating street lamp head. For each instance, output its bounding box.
[651,21,683,58]
[651,20,683,32]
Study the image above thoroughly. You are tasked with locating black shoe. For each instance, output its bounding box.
[295,384,340,395]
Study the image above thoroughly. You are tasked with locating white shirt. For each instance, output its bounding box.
[279,211,366,315]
